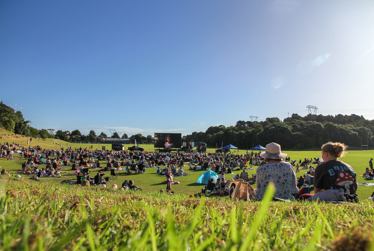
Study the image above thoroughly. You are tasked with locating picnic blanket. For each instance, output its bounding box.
[358,182,374,186]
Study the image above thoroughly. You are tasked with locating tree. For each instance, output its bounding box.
[206,125,225,135]
[29,127,39,138]
[14,111,30,135]
[0,101,17,132]
[97,132,107,142]
[146,135,154,144]
[88,130,97,142]
[39,129,51,139]
[71,130,82,142]
[266,117,281,124]
[111,132,120,138]
[121,133,129,139]
[130,134,146,144]
[0,101,16,132]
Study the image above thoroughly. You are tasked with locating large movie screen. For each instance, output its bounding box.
[154,133,182,148]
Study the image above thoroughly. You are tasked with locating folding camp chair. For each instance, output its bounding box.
[110,169,118,180]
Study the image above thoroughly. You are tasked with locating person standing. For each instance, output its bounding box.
[370,158,373,172]
[166,174,172,193]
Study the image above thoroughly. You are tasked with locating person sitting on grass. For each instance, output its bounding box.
[255,142,299,201]
[206,178,216,192]
[122,180,130,190]
[1,168,10,176]
[52,160,60,170]
[63,158,71,166]
[227,166,232,174]
[310,142,358,202]
[297,176,305,188]
[94,171,106,185]
[40,169,50,177]
[240,169,249,181]
[364,168,373,180]
[216,178,222,191]
[129,180,142,191]
[171,165,177,176]
[95,160,103,169]
[219,172,226,184]
[138,162,145,174]
[177,166,184,176]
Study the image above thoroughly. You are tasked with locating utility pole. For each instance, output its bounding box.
[249,116,258,122]
[109,129,114,137]
[306,105,318,115]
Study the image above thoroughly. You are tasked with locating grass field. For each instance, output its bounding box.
[1,128,374,200]
[2,129,374,249]
[1,176,374,250]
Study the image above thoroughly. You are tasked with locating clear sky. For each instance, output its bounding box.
[1,0,374,137]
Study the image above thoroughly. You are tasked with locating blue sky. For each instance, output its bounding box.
[1,0,374,137]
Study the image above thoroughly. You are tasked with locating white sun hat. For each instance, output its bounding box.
[260,142,287,159]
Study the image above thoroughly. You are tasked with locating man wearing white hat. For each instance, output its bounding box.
[255,142,299,201]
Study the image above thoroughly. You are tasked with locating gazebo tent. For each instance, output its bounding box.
[196,170,219,184]
[250,145,266,150]
[222,144,238,150]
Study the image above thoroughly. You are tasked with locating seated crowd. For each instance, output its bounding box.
[1,140,360,203]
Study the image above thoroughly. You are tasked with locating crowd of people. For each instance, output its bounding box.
[0,140,363,203]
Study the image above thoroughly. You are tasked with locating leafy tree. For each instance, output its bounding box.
[111,132,120,138]
[39,129,51,139]
[146,135,153,144]
[88,130,97,142]
[206,126,225,135]
[0,102,16,132]
[97,132,107,142]
[71,130,82,142]
[121,133,129,139]
[130,134,146,144]
[29,127,39,138]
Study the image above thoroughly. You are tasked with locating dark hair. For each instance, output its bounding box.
[321,142,347,158]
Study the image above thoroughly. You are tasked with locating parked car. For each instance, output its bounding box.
[128,146,144,151]
[215,148,229,153]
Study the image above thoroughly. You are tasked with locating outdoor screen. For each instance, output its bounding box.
[154,133,182,148]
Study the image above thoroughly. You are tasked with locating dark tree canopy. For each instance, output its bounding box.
[1,101,373,148]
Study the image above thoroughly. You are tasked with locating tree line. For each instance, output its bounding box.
[183,113,374,149]
[0,101,154,144]
[2,101,373,149]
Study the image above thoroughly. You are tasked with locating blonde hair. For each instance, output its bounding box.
[321,142,347,158]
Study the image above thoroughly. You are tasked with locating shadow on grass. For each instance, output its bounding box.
[150,182,166,186]
[186,182,205,187]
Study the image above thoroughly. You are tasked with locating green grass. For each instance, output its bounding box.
[1,147,373,200]
[1,176,374,250]
[2,130,374,249]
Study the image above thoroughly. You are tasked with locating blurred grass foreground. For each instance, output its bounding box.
[1,177,374,250]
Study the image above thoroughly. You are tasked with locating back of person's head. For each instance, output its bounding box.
[321,142,347,158]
